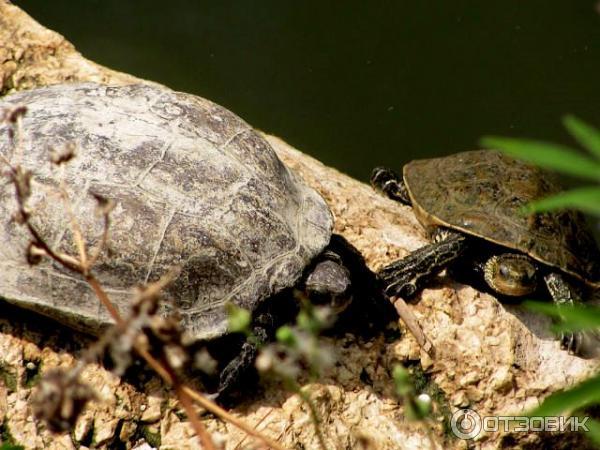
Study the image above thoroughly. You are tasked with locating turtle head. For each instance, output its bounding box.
[304,259,352,313]
[483,253,538,297]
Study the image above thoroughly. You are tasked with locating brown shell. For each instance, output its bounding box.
[0,83,333,339]
[404,150,600,286]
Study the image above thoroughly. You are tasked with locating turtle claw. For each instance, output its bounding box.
[560,331,582,355]
[385,279,417,298]
[544,273,586,357]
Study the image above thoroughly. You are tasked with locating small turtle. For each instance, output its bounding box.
[371,150,600,354]
[0,83,386,395]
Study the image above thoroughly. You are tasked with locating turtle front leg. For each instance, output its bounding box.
[380,229,469,297]
[216,315,271,401]
[370,166,411,205]
[544,272,584,355]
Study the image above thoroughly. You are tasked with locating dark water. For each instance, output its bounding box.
[13,1,600,182]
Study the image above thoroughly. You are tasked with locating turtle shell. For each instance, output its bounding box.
[0,83,333,339]
[403,150,600,286]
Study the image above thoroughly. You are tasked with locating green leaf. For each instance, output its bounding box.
[529,372,600,416]
[585,419,600,447]
[297,309,318,335]
[275,325,297,347]
[563,115,600,160]
[480,136,600,181]
[225,304,251,334]
[524,301,600,331]
[522,187,600,217]
[414,394,433,418]
[392,365,413,396]
[523,300,562,318]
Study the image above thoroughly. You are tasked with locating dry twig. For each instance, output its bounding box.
[0,107,288,450]
[392,296,434,356]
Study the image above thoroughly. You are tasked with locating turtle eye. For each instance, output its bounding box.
[499,263,511,278]
[484,254,538,297]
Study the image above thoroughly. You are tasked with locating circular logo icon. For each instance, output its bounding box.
[451,408,482,440]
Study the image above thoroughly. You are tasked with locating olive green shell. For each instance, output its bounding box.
[0,83,333,340]
[404,150,600,286]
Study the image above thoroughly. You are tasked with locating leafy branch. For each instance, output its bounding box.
[482,115,600,216]
[481,115,600,447]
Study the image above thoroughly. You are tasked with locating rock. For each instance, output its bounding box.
[93,418,120,446]
[490,366,513,393]
[119,420,138,442]
[160,412,199,450]
[141,394,164,423]
[73,413,93,443]
[0,1,136,94]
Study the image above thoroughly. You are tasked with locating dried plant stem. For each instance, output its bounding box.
[11,204,289,450]
[89,269,287,450]
[88,280,218,449]
[86,206,111,268]
[24,219,81,271]
[5,164,80,272]
[135,341,287,450]
[126,342,213,449]
[284,379,327,450]
[59,180,88,269]
[86,276,125,327]
[232,410,273,450]
[392,296,434,355]
[182,386,288,450]
[299,390,327,450]
[2,119,287,450]
[176,385,217,450]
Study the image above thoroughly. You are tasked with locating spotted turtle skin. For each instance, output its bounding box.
[0,83,333,339]
[403,150,600,287]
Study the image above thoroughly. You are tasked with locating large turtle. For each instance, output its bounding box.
[371,150,600,354]
[0,83,385,395]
